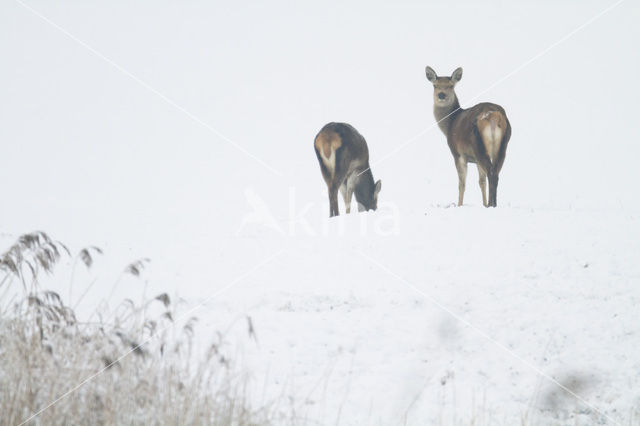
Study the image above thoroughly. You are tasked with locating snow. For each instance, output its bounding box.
[219,207,639,425]
[1,0,640,424]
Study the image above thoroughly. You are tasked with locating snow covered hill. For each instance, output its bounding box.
[220,206,640,425]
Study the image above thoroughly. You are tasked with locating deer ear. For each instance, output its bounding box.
[425,66,437,82]
[374,180,382,195]
[451,67,463,82]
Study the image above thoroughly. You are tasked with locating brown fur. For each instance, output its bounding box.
[314,130,342,166]
[426,66,511,207]
[448,103,508,166]
[314,123,381,217]
[476,111,506,164]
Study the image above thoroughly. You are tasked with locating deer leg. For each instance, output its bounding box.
[455,157,467,206]
[329,185,340,217]
[488,170,499,207]
[477,165,488,207]
[340,184,351,214]
[340,186,348,213]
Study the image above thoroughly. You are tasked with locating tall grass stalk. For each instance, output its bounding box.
[0,232,273,426]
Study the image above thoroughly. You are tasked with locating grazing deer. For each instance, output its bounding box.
[425,66,511,207]
[314,122,381,217]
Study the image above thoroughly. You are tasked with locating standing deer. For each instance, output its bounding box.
[425,66,511,207]
[314,122,381,217]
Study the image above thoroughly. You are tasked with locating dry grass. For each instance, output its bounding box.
[0,232,276,426]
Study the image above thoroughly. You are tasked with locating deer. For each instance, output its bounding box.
[425,66,511,207]
[314,122,381,217]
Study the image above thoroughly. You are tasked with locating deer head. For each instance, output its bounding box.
[356,178,382,212]
[425,66,463,108]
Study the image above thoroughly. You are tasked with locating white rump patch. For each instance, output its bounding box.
[320,149,336,177]
[482,125,502,165]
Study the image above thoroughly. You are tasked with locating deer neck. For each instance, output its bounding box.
[434,96,461,135]
[354,167,375,204]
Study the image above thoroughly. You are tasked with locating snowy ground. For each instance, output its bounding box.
[2,0,640,424]
[218,207,640,425]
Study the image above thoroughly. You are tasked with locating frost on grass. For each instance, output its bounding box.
[0,232,274,426]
